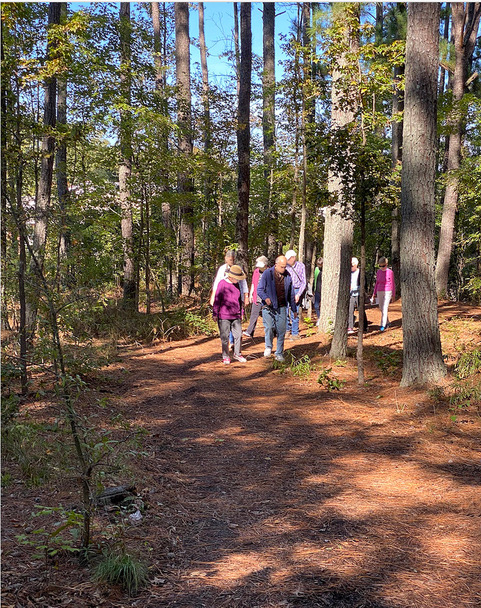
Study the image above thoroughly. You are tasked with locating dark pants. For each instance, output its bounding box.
[245,301,262,336]
[349,294,368,330]
[314,291,321,319]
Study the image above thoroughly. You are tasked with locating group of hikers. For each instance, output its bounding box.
[210,248,395,365]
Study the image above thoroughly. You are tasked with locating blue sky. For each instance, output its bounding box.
[189,2,300,86]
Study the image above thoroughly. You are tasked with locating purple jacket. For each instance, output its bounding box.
[212,279,242,320]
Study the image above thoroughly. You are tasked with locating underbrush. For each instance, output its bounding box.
[65,301,217,344]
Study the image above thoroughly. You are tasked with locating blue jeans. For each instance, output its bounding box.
[287,289,300,335]
[262,306,287,356]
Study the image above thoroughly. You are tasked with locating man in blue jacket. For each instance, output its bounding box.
[257,255,298,363]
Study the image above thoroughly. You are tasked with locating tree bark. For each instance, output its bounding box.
[263,2,277,261]
[435,3,481,298]
[235,3,251,271]
[119,3,136,308]
[56,2,71,288]
[319,3,359,362]
[400,2,446,386]
[175,2,195,296]
[26,2,61,333]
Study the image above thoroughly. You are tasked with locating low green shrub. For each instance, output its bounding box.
[93,547,149,595]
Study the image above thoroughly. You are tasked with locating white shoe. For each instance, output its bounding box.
[264,347,272,357]
[275,354,285,363]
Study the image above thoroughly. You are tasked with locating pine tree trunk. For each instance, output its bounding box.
[235,3,251,271]
[319,4,358,362]
[152,2,173,295]
[435,3,481,298]
[56,2,71,288]
[263,3,277,261]
[119,3,136,309]
[400,2,446,387]
[175,2,195,296]
[26,2,61,333]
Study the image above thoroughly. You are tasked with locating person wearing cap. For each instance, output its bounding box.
[243,255,270,339]
[212,265,248,364]
[370,256,395,331]
[284,249,306,340]
[257,255,297,363]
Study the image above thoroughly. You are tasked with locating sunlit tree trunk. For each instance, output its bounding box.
[175,2,194,295]
[400,2,446,386]
[235,2,251,271]
[319,3,359,362]
[152,2,173,295]
[435,3,481,298]
[263,2,277,261]
[119,3,136,309]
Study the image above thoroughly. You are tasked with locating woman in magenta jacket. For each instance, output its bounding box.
[371,257,395,331]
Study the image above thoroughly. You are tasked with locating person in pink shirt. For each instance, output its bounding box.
[371,256,395,331]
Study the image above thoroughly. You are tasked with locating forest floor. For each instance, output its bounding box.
[2,300,481,608]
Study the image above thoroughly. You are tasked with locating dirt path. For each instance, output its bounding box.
[2,302,481,607]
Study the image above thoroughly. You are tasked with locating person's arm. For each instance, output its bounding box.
[370,271,378,304]
[240,278,249,306]
[289,277,298,316]
[390,269,396,298]
[257,270,271,306]
[212,281,223,318]
[210,265,226,306]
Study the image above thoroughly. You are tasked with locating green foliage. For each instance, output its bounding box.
[16,506,84,561]
[317,367,345,392]
[455,348,481,379]
[1,420,61,486]
[93,547,149,595]
[450,348,481,414]
[372,349,402,376]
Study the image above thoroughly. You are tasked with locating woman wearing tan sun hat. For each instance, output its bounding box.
[212,265,248,365]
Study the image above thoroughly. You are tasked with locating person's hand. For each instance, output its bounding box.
[244,294,249,306]
[294,312,298,319]
[213,315,218,322]
[295,294,300,303]
[370,296,374,305]
[249,295,254,304]
[265,298,272,306]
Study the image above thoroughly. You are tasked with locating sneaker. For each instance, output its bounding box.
[316,319,320,327]
[242,331,252,338]
[233,354,247,363]
[222,357,231,365]
[347,328,356,335]
[380,326,385,332]
[264,347,272,357]
[290,334,300,341]
[275,354,285,363]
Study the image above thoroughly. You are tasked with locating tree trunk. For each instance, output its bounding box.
[435,3,481,299]
[119,2,136,309]
[152,2,173,295]
[263,2,277,261]
[400,2,446,387]
[235,3,251,271]
[175,2,195,296]
[26,2,61,333]
[56,2,71,288]
[319,4,359,362]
